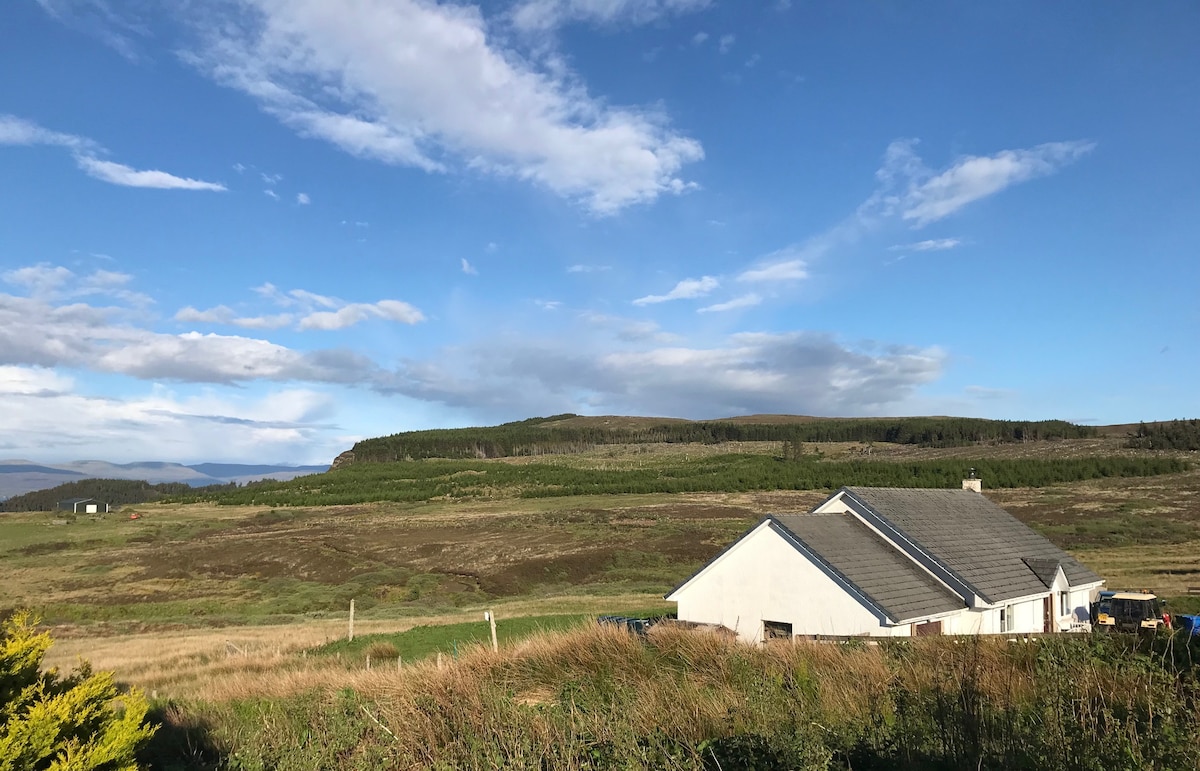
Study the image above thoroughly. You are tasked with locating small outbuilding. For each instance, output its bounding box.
[666,480,1104,642]
[56,498,110,514]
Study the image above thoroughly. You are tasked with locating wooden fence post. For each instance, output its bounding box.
[348,599,356,642]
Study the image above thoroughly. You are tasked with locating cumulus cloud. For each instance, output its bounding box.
[718,34,735,53]
[372,331,945,419]
[633,276,719,305]
[180,284,424,332]
[297,300,425,330]
[3,262,149,305]
[0,114,226,191]
[461,258,478,276]
[698,293,761,313]
[297,192,311,204]
[175,305,236,324]
[180,0,702,214]
[0,365,343,464]
[511,0,711,31]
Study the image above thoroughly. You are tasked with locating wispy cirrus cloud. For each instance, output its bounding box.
[735,138,1092,299]
[34,0,146,60]
[889,238,962,252]
[698,293,761,313]
[872,139,1095,227]
[737,254,809,283]
[633,276,719,305]
[180,0,702,214]
[511,0,711,32]
[0,114,226,191]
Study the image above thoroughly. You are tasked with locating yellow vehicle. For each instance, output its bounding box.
[1109,592,1170,633]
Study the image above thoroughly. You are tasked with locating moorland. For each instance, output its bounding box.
[4,415,1200,769]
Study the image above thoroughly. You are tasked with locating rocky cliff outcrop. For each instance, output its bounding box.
[330,450,356,470]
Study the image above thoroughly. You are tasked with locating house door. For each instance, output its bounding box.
[1043,596,1054,633]
[913,620,942,636]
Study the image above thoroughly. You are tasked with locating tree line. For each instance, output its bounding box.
[351,415,1098,462]
[0,478,237,512]
[1125,419,1200,451]
[171,455,1187,508]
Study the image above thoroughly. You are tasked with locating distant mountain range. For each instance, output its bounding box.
[0,460,329,500]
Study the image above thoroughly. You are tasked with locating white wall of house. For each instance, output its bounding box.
[669,522,906,642]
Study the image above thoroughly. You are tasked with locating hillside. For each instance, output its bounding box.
[0,478,234,512]
[0,460,329,500]
[347,414,1100,463]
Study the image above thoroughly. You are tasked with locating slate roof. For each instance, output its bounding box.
[842,487,1103,604]
[773,513,965,623]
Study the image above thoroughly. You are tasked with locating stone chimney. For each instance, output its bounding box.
[962,468,982,493]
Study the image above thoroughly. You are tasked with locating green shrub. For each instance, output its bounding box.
[0,611,156,770]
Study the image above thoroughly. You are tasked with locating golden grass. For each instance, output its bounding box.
[41,592,666,699]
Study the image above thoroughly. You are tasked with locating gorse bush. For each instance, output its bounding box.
[0,611,156,770]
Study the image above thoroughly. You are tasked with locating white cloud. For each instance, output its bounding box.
[3,262,148,305]
[297,300,424,330]
[181,283,423,332]
[567,264,611,273]
[535,299,562,310]
[511,0,711,31]
[740,138,1092,290]
[181,0,702,214]
[889,238,962,252]
[263,188,280,200]
[375,331,945,420]
[3,264,75,297]
[737,256,808,283]
[633,276,719,305]
[230,313,295,330]
[718,34,735,54]
[297,192,311,204]
[0,365,343,464]
[175,305,236,324]
[461,258,478,275]
[873,138,1095,227]
[0,114,225,191]
[261,171,283,185]
[288,289,339,309]
[33,0,145,60]
[698,293,761,313]
[692,31,709,45]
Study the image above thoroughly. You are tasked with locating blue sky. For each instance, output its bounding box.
[1,0,1197,464]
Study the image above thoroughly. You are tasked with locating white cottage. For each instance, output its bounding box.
[666,482,1105,642]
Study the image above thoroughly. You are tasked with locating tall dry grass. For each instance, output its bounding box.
[150,624,1200,770]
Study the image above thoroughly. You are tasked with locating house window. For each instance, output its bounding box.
[1059,592,1069,617]
[763,620,792,641]
[1001,605,1016,633]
